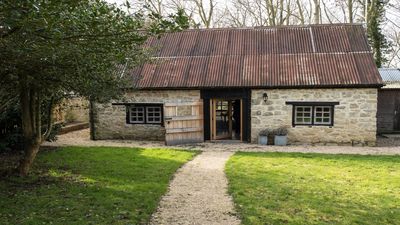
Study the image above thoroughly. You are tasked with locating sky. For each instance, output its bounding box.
[105,0,399,67]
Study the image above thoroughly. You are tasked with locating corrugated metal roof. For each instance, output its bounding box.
[379,68,400,82]
[379,68,400,89]
[130,24,383,89]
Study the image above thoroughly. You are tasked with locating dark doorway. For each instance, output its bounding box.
[201,89,251,142]
[212,99,241,140]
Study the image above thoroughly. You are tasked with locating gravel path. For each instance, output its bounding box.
[43,129,400,155]
[41,129,400,224]
[149,151,240,225]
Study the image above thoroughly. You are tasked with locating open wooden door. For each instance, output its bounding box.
[210,99,242,141]
[164,101,204,145]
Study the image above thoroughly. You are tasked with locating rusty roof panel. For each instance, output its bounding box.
[130,24,382,88]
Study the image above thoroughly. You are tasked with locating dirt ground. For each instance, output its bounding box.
[42,129,400,155]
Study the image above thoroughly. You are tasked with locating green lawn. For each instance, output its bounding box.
[226,152,400,225]
[0,146,197,225]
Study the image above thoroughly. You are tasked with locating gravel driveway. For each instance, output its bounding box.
[149,151,240,225]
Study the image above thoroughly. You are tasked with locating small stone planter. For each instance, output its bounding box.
[258,135,268,145]
[274,135,288,146]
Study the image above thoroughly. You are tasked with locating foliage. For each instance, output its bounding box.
[0,146,198,224]
[226,152,400,225]
[64,109,77,123]
[274,127,288,136]
[0,91,23,152]
[44,123,62,142]
[258,128,272,136]
[367,0,389,67]
[0,0,189,102]
[0,90,63,151]
[0,0,189,174]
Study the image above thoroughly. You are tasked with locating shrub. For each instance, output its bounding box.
[259,128,272,136]
[45,123,63,142]
[274,127,288,136]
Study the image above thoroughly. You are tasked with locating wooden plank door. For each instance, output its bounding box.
[164,101,204,145]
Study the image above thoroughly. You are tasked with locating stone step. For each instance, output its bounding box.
[59,122,89,135]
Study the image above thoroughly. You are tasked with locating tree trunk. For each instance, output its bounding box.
[348,0,353,23]
[313,0,320,24]
[89,98,96,140]
[18,142,41,176]
[17,75,43,176]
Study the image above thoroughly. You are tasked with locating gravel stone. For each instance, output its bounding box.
[43,129,400,155]
[149,151,240,225]
[41,129,400,224]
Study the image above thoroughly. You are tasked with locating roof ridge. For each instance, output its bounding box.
[178,23,364,32]
[150,52,372,59]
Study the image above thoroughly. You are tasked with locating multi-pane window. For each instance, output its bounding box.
[287,102,338,127]
[146,107,162,123]
[295,106,312,125]
[314,106,332,125]
[127,104,163,125]
[129,106,145,123]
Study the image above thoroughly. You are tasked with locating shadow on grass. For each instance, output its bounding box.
[0,146,197,225]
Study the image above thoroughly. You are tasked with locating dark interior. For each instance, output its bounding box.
[201,89,251,142]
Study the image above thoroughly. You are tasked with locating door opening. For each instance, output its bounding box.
[211,99,242,141]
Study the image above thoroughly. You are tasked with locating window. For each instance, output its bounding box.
[295,106,312,125]
[129,106,145,123]
[146,106,162,123]
[314,106,332,125]
[126,104,163,125]
[286,101,339,127]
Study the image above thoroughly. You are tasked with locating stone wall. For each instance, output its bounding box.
[54,97,89,123]
[93,90,201,140]
[251,88,378,146]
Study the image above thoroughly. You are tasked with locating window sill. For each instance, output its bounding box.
[292,125,333,128]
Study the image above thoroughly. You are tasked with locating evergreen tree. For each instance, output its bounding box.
[367,0,388,67]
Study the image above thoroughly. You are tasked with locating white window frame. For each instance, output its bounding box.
[314,106,332,125]
[129,106,145,123]
[294,106,313,125]
[146,106,162,123]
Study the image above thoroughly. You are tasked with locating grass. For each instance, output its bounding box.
[0,146,198,225]
[226,152,400,225]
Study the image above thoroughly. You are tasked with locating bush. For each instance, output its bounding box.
[259,128,272,136]
[0,95,23,152]
[274,127,288,136]
[45,123,63,142]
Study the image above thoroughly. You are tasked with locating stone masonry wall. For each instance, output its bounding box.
[93,90,201,140]
[251,88,378,146]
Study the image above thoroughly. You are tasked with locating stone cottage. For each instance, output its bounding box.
[92,24,383,146]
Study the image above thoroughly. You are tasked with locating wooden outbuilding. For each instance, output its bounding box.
[377,68,400,133]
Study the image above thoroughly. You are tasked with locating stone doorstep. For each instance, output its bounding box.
[59,122,89,135]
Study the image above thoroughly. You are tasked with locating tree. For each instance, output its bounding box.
[313,0,321,24]
[0,0,188,176]
[385,0,400,67]
[367,0,388,67]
